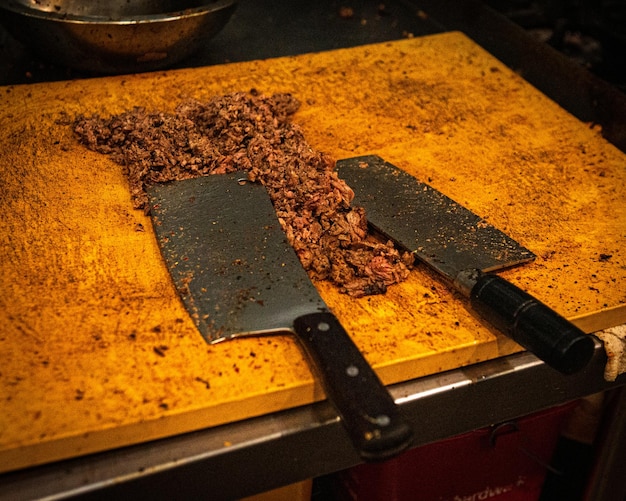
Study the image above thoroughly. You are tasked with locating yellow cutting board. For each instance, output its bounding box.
[1,32,625,473]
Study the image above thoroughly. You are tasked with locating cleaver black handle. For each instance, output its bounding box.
[469,272,595,374]
[294,311,413,461]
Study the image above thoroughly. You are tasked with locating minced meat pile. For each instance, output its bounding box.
[73,91,413,297]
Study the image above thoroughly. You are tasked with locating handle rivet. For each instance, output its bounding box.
[375,414,391,427]
[317,322,330,332]
[346,365,359,377]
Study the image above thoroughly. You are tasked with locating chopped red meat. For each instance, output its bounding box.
[73,91,413,296]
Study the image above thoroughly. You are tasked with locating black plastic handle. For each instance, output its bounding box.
[293,311,413,461]
[470,273,595,375]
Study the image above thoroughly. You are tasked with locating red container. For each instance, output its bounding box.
[335,401,579,501]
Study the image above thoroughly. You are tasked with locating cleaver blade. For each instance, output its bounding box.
[336,155,594,375]
[147,172,412,461]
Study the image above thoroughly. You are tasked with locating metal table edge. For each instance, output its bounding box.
[1,339,623,501]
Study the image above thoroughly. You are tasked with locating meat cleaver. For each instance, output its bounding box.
[336,155,594,375]
[147,172,413,461]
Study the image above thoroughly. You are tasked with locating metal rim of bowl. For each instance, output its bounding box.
[0,0,237,24]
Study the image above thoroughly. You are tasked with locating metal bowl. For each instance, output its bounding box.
[0,0,237,74]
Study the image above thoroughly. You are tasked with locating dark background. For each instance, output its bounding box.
[1,0,625,91]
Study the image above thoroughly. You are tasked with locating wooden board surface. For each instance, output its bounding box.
[1,32,625,473]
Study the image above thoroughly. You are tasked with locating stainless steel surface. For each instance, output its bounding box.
[0,339,621,501]
[0,0,237,73]
[148,173,327,342]
[336,155,536,282]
